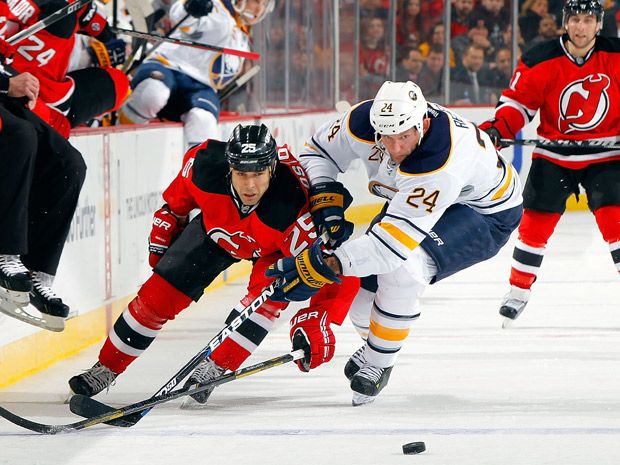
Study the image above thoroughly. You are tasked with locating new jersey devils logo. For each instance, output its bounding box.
[558,74,610,134]
[208,228,261,259]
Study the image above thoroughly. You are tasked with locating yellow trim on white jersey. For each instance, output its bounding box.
[491,162,514,201]
[346,100,375,145]
[370,320,410,341]
[378,222,419,250]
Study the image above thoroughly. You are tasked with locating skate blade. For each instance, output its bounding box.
[0,287,29,305]
[352,392,377,406]
[0,302,65,332]
[180,395,210,410]
[501,316,515,329]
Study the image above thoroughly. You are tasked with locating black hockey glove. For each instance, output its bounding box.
[479,118,513,150]
[309,181,354,248]
[184,0,214,18]
[88,39,126,67]
[265,239,341,302]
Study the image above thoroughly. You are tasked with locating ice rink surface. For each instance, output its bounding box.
[1,212,619,465]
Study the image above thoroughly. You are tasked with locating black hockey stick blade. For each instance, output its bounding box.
[68,281,279,427]
[1,350,303,434]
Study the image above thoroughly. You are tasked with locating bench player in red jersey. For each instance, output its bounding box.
[479,0,620,326]
[0,0,129,137]
[68,124,359,405]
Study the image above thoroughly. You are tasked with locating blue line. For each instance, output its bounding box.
[513,130,523,173]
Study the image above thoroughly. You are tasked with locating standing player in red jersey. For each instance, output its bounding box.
[479,0,620,327]
[67,124,359,405]
[0,0,129,137]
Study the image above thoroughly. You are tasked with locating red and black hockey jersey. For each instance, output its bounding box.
[493,34,620,169]
[164,140,316,262]
[0,0,114,113]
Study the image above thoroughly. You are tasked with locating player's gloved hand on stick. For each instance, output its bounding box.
[148,205,187,267]
[478,117,513,150]
[266,239,341,302]
[184,0,213,18]
[308,181,354,248]
[88,39,127,67]
[289,307,335,372]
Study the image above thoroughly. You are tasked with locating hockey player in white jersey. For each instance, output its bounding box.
[266,81,524,405]
[119,0,273,147]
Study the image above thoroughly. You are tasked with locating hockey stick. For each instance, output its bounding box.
[113,27,261,61]
[6,0,92,45]
[501,138,620,150]
[218,65,260,102]
[0,350,304,435]
[69,281,279,427]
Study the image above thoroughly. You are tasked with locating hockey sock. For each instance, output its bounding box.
[593,205,620,275]
[509,209,561,289]
[99,274,192,374]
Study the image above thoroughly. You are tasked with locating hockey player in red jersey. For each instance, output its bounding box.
[479,0,620,327]
[0,0,129,138]
[68,124,359,404]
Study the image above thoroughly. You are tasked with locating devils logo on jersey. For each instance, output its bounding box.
[558,73,610,134]
[208,228,261,259]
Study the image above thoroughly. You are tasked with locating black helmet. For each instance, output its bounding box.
[225,124,277,172]
[562,0,604,26]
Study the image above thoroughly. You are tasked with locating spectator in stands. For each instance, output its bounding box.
[483,47,516,104]
[395,47,424,81]
[471,0,510,54]
[420,0,445,35]
[359,16,390,98]
[452,0,476,38]
[451,43,492,105]
[524,13,562,52]
[600,0,620,37]
[0,56,86,333]
[417,44,445,101]
[501,23,526,53]
[420,22,456,67]
[519,0,550,42]
[453,20,494,64]
[397,0,424,47]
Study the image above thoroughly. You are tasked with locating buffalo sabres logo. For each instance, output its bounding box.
[558,74,611,134]
[208,228,261,259]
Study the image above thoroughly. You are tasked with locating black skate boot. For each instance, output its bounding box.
[350,364,393,406]
[0,255,32,310]
[180,357,225,409]
[0,255,33,321]
[499,286,531,328]
[344,345,367,381]
[29,272,70,332]
[69,362,118,397]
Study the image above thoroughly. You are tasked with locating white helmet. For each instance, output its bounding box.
[370,81,428,139]
[232,0,275,25]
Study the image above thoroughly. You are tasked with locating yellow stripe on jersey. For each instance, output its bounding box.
[491,163,513,201]
[154,55,171,66]
[346,100,376,144]
[370,320,410,341]
[378,222,419,250]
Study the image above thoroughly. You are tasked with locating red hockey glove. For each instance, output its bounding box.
[0,38,16,65]
[290,307,335,372]
[478,117,514,150]
[148,205,187,267]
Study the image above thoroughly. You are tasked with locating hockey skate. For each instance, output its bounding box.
[350,364,393,406]
[344,345,367,381]
[28,272,70,332]
[0,255,33,323]
[499,286,531,328]
[68,362,118,397]
[180,357,225,409]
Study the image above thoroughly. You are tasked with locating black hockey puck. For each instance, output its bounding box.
[402,441,426,455]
